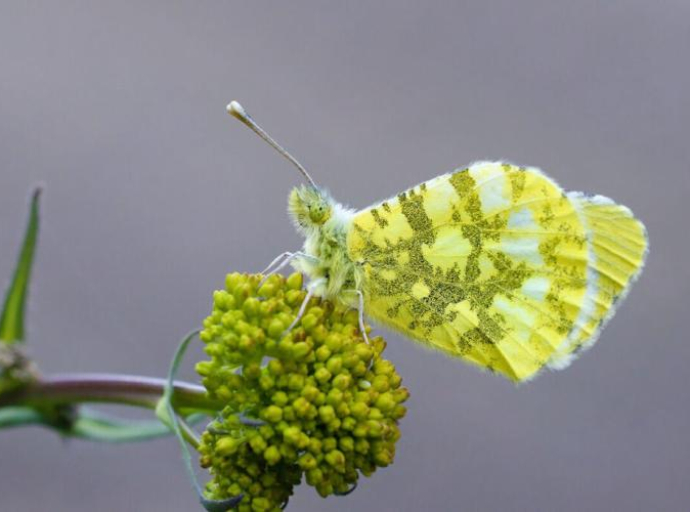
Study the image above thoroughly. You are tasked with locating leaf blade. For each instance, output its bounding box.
[1,187,42,343]
[0,405,46,429]
[156,331,243,511]
[71,408,207,443]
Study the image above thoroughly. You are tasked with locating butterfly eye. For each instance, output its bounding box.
[309,205,327,224]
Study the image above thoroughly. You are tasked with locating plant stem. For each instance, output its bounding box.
[0,373,222,414]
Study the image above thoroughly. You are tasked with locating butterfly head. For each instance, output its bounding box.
[288,185,333,233]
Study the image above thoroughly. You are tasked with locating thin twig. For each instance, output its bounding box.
[0,373,222,413]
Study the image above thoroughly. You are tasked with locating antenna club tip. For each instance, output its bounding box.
[226,100,246,119]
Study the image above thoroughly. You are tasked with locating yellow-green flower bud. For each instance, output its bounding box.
[366,420,384,438]
[224,273,242,292]
[325,355,343,374]
[250,497,271,511]
[263,445,281,465]
[375,392,396,412]
[282,406,296,422]
[372,375,390,392]
[282,426,302,445]
[287,373,305,391]
[354,438,370,454]
[325,333,343,353]
[343,309,359,327]
[300,314,318,331]
[372,442,394,467]
[350,401,369,420]
[297,453,317,471]
[197,273,409,509]
[194,361,213,377]
[325,449,346,472]
[339,436,355,453]
[292,396,311,418]
[267,319,285,339]
[257,281,276,298]
[262,405,283,423]
[392,404,407,420]
[321,437,337,452]
[279,443,297,461]
[332,373,351,391]
[315,345,331,362]
[258,424,275,440]
[258,374,274,391]
[335,402,350,418]
[271,390,288,407]
[291,342,311,360]
[249,434,268,454]
[368,407,384,421]
[308,306,324,319]
[318,405,336,424]
[354,344,373,363]
[305,468,323,485]
[286,272,303,290]
[308,437,322,455]
[285,289,303,306]
[300,384,320,402]
[341,416,357,431]
[352,423,369,438]
[243,297,260,317]
[314,367,332,384]
[243,361,261,380]
[326,388,343,406]
[216,436,242,456]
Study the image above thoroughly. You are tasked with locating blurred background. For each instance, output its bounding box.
[1,2,688,511]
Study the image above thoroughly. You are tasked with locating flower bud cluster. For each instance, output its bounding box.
[196,273,408,511]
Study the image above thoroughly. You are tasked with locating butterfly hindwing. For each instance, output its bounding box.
[347,162,605,382]
[547,193,648,369]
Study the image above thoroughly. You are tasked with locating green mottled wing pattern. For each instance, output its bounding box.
[347,162,596,382]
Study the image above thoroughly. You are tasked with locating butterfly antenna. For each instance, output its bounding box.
[227,101,317,188]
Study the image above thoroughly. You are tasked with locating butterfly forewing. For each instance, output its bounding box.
[347,162,596,382]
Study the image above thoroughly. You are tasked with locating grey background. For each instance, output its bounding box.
[1,1,688,511]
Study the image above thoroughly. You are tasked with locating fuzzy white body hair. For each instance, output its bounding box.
[287,187,359,304]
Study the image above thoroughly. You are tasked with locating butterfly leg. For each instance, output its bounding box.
[343,289,370,345]
[259,251,319,285]
[355,289,371,345]
[282,277,326,335]
[260,251,294,275]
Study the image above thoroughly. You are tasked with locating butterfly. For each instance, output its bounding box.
[227,101,648,383]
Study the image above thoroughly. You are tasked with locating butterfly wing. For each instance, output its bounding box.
[547,193,648,368]
[346,161,647,382]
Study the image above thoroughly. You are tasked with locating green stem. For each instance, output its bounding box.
[0,406,45,428]
[0,373,222,414]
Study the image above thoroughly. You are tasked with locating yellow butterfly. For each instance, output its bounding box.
[227,101,648,383]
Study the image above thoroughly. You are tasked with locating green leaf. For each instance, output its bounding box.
[1,187,42,343]
[0,405,46,428]
[0,402,208,443]
[156,331,243,511]
[71,408,207,444]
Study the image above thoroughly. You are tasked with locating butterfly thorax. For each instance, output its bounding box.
[287,186,359,303]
